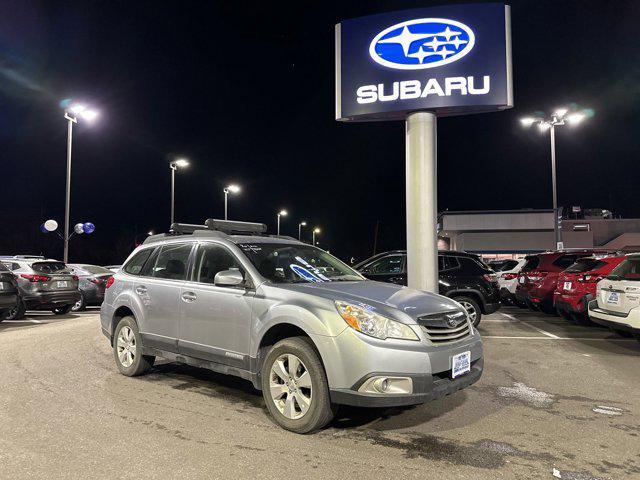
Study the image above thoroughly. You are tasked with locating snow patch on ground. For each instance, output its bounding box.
[497,382,555,408]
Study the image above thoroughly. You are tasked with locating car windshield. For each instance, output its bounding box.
[238,243,364,283]
[609,257,640,281]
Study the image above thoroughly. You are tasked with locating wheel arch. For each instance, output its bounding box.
[447,289,485,312]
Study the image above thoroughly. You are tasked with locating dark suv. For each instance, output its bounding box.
[0,262,19,321]
[355,250,501,325]
[515,250,608,314]
[0,256,80,319]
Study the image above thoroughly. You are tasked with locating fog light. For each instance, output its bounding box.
[358,376,413,394]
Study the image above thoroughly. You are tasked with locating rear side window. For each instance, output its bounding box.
[123,249,154,275]
[32,262,67,273]
[0,263,8,272]
[553,255,580,270]
[609,258,640,281]
[148,243,193,280]
[457,257,485,274]
[522,256,540,271]
[439,256,459,271]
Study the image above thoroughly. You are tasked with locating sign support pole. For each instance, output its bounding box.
[406,111,438,293]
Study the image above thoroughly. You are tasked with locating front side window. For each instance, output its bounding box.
[193,244,242,284]
[365,255,404,274]
[239,243,363,284]
[609,258,640,281]
[149,243,192,280]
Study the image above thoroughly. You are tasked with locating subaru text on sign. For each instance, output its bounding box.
[335,3,513,121]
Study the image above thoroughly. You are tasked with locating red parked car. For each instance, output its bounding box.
[515,250,609,314]
[553,254,626,323]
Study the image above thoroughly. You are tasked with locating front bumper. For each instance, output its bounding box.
[22,290,81,310]
[588,300,640,333]
[330,358,483,407]
[314,324,483,408]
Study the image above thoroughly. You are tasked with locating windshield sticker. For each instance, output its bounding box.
[294,256,331,281]
[239,244,262,253]
[290,264,324,283]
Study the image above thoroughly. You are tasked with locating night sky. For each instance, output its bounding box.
[1,0,639,264]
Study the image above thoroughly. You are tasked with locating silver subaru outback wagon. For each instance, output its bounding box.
[100,219,483,433]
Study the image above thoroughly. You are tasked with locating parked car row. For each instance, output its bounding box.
[0,256,113,321]
[493,249,639,341]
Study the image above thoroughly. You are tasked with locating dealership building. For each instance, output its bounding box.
[439,209,640,259]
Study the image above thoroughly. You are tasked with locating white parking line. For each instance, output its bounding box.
[500,312,559,339]
[482,335,637,341]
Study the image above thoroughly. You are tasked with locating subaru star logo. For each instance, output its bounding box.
[446,312,466,328]
[369,18,475,70]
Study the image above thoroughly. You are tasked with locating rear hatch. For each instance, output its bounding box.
[558,257,607,294]
[597,256,640,315]
[30,262,78,292]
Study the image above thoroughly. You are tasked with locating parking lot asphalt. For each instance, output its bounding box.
[1,307,639,480]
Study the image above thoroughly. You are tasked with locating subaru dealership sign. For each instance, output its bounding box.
[336,3,513,121]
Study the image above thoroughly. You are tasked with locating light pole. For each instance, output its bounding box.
[520,108,588,249]
[223,184,241,220]
[276,209,288,235]
[170,158,189,225]
[62,103,98,263]
[312,227,321,246]
[298,221,307,241]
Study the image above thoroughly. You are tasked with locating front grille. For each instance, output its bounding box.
[418,311,471,345]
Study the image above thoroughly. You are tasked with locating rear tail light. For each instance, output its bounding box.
[72,275,79,281]
[527,271,548,281]
[502,273,518,280]
[20,274,51,282]
[105,276,115,289]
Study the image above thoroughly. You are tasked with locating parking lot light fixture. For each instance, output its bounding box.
[298,221,307,241]
[62,102,99,263]
[169,158,189,225]
[223,184,241,220]
[519,106,590,249]
[277,209,288,235]
[313,227,321,246]
[520,117,536,127]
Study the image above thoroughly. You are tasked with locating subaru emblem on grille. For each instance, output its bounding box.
[446,313,465,328]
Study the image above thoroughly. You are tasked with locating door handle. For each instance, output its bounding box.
[181,292,197,303]
[135,286,147,295]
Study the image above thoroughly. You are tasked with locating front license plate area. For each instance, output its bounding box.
[452,351,471,379]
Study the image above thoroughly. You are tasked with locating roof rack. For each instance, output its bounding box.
[143,219,270,244]
[0,255,46,260]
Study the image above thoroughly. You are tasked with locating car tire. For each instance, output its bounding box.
[52,305,72,315]
[113,316,155,376]
[5,299,26,320]
[557,308,572,321]
[261,337,335,434]
[454,296,482,327]
[539,304,557,315]
[71,293,86,312]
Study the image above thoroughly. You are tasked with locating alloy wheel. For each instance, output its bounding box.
[269,354,313,420]
[460,301,477,323]
[116,326,136,368]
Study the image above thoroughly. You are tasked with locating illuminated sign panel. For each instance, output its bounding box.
[336,3,513,121]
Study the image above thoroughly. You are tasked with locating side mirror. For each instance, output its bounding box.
[214,269,245,287]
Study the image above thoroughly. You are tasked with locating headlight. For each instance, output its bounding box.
[334,301,419,341]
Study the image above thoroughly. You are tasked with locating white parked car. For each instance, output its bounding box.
[588,254,640,341]
[493,258,527,305]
